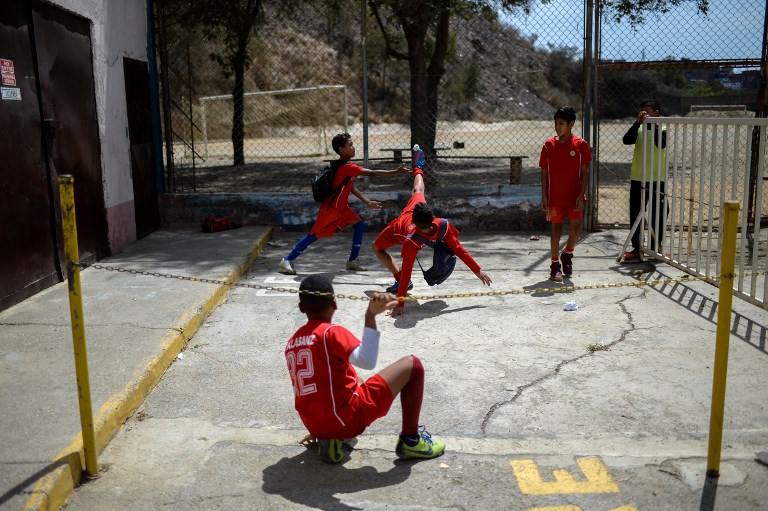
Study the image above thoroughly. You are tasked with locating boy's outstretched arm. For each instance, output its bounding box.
[360,164,408,178]
[474,270,492,285]
[349,292,398,369]
[351,183,382,211]
[365,292,399,329]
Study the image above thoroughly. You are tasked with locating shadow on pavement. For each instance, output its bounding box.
[699,474,719,511]
[612,264,768,356]
[261,450,413,511]
[523,278,575,298]
[392,300,487,328]
[0,460,65,506]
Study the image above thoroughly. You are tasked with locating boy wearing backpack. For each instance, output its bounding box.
[278,133,408,275]
[372,151,492,317]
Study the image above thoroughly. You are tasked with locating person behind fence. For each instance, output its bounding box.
[371,150,492,317]
[286,274,446,464]
[278,133,408,275]
[621,100,667,263]
[539,106,592,282]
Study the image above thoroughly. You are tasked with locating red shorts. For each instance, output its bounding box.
[548,205,582,224]
[330,374,394,439]
[310,206,361,239]
[373,192,426,249]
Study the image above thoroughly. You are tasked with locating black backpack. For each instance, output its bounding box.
[311,162,351,203]
[408,218,457,286]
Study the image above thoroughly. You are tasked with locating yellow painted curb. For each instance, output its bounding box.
[24,227,273,511]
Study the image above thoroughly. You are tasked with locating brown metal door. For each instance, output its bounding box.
[32,1,108,263]
[0,2,61,310]
[124,57,160,239]
[0,1,108,311]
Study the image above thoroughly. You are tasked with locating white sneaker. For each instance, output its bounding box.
[345,259,366,271]
[278,258,296,275]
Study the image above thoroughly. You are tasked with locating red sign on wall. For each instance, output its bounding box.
[1,59,16,86]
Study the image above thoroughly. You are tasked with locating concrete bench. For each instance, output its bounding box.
[437,155,529,184]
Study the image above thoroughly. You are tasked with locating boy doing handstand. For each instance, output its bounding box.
[372,151,492,317]
[285,274,445,463]
[539,106,592,282]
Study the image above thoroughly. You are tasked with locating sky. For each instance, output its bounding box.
[500,0,765,64]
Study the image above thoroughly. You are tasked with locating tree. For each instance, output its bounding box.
[368,0,508,156]
[601,0,708,26]
[367,0,708,158]
[163,0,263,166]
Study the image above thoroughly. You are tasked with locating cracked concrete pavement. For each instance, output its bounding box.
[61,229,768,510]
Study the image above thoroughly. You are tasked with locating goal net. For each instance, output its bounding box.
[198,85,348,161]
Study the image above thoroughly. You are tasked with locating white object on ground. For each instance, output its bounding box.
[563,300,578,311]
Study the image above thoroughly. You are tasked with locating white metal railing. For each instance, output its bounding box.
[620,116,768,309]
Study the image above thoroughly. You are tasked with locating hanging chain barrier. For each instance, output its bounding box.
[80,263,757,303]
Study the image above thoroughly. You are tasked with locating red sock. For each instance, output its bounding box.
[564,245,574,254]
[400,356,424,437]
[412,169,424,176]
[551,257,559,263]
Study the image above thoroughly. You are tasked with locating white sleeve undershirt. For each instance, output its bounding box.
[348,327,380,370]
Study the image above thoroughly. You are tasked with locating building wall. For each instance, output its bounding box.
[47,0,148,252]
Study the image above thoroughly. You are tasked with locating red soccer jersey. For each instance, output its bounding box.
[395,218,481,304]
[539,135,592,208]
[310,161,364,238]
[285,319,361,437]
[326,161,363,210]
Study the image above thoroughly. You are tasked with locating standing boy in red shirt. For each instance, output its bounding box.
[278,133,408,275]
[286,274,445,463]
[539,106,592,282]
[372,149,492,317]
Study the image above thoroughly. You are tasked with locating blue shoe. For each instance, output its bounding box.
[412,144,425,171]
[386,280,413,294]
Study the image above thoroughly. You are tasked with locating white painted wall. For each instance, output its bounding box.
[47,0,148,252]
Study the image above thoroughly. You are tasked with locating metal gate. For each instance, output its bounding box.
[0,1,108,311]
[622,116,768,310]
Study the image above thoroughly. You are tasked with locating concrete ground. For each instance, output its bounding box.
[0,227,271,511]
[48,229,768,511]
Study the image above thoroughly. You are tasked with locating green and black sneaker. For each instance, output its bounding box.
[317,439,345,464]
[395,427,445,460]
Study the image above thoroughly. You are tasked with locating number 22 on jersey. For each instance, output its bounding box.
[286,348,317,396]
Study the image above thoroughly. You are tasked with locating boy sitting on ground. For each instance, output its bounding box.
[285,274,445,463]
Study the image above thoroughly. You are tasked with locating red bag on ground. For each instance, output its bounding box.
[201,215,232,233]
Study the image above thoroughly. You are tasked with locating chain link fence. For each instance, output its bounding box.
[154,0,767,230]
[155,1,584,195]
[594,0,767,228]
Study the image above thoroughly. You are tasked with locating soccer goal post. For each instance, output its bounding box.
[198,84,349,159]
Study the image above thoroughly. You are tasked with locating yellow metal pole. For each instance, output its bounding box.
[706,200,740,477]
[59,175,99,477]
